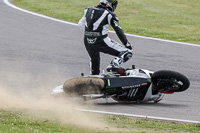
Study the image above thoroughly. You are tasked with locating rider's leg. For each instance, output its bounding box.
[84,37,132,74]
[84,40,100,75]
[89,54,100,75]
[99,37,133,68]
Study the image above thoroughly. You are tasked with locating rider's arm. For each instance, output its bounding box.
[78,8,88,30]
[110,13,128,45]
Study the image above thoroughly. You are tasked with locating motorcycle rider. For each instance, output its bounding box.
[78,0,133,75]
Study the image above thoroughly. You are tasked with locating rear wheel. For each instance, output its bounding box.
[63,77,105,97]
[151,70,190,93]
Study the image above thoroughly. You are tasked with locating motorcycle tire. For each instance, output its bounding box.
[63,77,105,97]
[151,70,190,92]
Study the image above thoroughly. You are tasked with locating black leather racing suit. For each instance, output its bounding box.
[78,5,132,75]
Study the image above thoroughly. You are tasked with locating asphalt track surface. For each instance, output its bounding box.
[1,0,200,122]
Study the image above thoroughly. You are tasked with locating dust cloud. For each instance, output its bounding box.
[0,71,108,130]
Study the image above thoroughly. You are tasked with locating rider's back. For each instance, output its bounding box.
[85,6,115,38]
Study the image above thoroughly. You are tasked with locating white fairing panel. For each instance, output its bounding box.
[125,69,151,78]
[126,69,164,102]
[51,85,64,96]
[142,84,164,102]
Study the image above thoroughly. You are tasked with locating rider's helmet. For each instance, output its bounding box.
[99,0,118,12]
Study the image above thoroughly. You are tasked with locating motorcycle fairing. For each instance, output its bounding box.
[104,76,153,101]
[104,77,150,89]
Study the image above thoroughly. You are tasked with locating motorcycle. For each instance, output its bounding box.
[52,65,190,103]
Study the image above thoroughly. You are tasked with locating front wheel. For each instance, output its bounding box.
[151,70,190,93]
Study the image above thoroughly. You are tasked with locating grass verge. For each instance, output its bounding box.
[0,109,200,133]
[10,0,200,44]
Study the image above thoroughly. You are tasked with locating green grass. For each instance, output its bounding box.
[0,109,101,133]
[106,115,200,133]
[1,109,200,133]
[10,0,200,45]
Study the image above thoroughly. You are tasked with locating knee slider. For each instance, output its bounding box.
[118,51,132,62]
[124,52,132,62]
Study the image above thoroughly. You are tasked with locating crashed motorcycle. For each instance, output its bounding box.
[52,65,190,103]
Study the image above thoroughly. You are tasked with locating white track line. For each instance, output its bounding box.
[3,0,200,47]
[3,0,200,124]
[78,109,200,124]
[3,0,77,26]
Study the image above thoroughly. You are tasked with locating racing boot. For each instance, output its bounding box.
[106,51,132,74]
[106,51,132,75]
